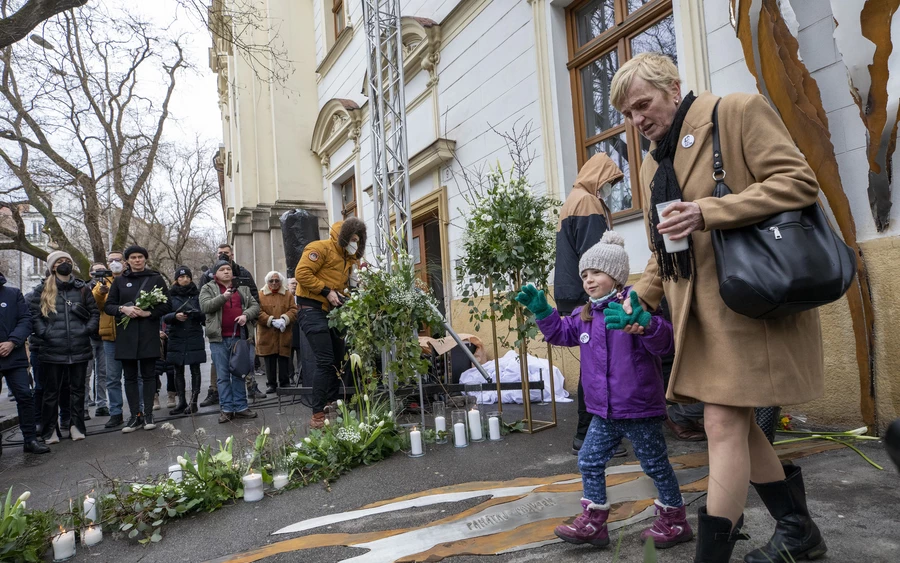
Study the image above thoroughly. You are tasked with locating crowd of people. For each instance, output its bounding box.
[0,242,322,458]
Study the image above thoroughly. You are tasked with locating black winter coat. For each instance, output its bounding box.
[0,274,32,371]
[29,277,99,364]
[103,268,171,360]
[163,283,207,366]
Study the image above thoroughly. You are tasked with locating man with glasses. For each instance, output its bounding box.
[93,251,128,428]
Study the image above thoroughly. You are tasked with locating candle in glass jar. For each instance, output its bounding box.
[242,472,264,502]
[489,416,501,440]
[434,415,446,433]
[167,464,183,483]
[409,427,423,456]
[273,474,289,490]
[468,408,483,441]
[82,496,97,523]
[83,525,103,547]
[52,529,76,561]
[453,422,467,447]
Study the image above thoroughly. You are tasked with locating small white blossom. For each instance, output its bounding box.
[336,399,343,407]
[304,437,312,444]
[225,436,233,446]
[387,411,393,418]
[324,418,330,426]
[336,427,361,443]
[378,421,385,427]
[195,427,207,437]
[161,422,175,431]
[177,456,187,466]
[264,427,271,435]
[363,394,369,402]
[17,491,30,503]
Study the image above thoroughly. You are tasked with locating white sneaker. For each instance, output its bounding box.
[45,433,60,445]
[70,426,85,441]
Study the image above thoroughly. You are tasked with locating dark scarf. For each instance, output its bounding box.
[649,91,697,282]
[169,282,199,297]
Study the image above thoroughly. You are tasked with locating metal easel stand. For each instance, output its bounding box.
[513,272,557,434]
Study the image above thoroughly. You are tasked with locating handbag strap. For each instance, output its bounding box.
[711,100,725,181]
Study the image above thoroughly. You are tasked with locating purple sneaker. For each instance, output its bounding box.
[640,500,694,548]
[554,499,610,547]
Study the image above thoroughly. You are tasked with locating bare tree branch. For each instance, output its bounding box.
[0,0,87,50]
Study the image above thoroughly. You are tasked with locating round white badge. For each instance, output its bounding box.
[579,333,590,344]
[681,134,695,148]
[0,303,6,308]
[126,283,133,287]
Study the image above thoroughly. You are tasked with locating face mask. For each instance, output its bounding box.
[109,261,124,274]
[346,241,358,255]
[598,182,612,202]
[590,287,617,304]
[56,262,73,276]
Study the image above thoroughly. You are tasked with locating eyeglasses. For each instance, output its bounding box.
[268,279,281,284]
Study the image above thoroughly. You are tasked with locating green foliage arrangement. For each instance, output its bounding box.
[0,490,53,563]
[456,166,560,348]
[1,397,401,556]
[330,249,443,390]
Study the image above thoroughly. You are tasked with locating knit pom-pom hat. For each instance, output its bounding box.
[578,231,629,286]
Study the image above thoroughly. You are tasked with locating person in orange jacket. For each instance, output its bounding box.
[294,218,366,429]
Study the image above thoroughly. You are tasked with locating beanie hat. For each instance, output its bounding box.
[212,260,233,275]
[579,231,629,286]
[46,250,74,269]
[123,245,149,260]
[175,265,192,279]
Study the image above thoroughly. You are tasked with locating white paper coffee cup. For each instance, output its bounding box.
[656,199,690,253]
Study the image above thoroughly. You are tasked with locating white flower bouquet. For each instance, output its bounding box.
[118,286,167,328]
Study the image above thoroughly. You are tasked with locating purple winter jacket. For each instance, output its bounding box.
[536,290,674,420]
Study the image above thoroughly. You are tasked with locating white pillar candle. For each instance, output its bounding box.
[82,497,97,523]
[489,416,501,440]
[242,472,264,502]
[434,416,446,433]
[82,526,103,547]
[468,408,483,441]
[453,422,467,447]
[273,474,289,490]
[167,464,183,483]
[52,530,76,560]
[409,428,423,456]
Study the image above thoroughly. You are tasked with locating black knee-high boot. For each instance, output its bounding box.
[183,365,202,415]
[695,507,747,562]
[169,368,187,415]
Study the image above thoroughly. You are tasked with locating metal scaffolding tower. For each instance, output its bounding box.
[361,0,413,263]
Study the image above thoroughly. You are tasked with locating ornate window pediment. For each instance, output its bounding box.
[360,16,441,94]
[311,98,363,171]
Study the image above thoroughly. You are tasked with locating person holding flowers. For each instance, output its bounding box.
[516,231,691,552]
[103,245,171,433]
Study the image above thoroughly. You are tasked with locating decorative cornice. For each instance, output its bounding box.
[364,138,456,196]
[311,98,363,174]
[401,17,442,86]
[316,25,354,79]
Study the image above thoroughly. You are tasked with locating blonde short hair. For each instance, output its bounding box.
[610,52,680,111]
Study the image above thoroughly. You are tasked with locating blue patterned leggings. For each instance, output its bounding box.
[579,415,683,507]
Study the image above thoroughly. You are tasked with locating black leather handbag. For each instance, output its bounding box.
[709,101,857,319]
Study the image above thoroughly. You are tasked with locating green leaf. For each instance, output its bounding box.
[128,528,139,539]
[151,532,162,543]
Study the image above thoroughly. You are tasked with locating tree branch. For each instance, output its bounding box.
[0,0,87,50]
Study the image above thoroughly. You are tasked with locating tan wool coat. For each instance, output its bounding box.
[633,91,825,407]
[256,286,298,357]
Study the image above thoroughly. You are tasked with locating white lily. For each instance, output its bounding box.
[264,427,271,435]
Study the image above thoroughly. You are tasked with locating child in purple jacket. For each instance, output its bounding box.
[516,231,692,550]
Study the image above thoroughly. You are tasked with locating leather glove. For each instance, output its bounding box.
[514,283,554,321]
[604,291,652,330]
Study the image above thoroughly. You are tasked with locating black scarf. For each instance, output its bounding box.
[169,282,199,297]
[649,91,696,282]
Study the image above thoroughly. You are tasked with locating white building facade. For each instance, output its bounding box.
[212,0,900,430]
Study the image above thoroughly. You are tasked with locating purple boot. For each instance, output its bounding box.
[640,500,694,548]
[554,499,610,547]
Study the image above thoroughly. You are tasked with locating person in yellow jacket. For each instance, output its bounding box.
[294,218,366,429]
[92,250,128,428]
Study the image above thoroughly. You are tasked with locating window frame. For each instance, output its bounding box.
[566,0,673,220]
[333,0,345,38]
[340,175,357,219]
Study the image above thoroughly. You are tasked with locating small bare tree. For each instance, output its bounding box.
[132,138,222,283]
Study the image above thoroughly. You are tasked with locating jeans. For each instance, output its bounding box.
[297,307,346,414]
[41,362,88,436]
[122,359,156,416]
[103,341,129,416]
[579,415,682,507]
[3,367,38,441]
[210,338,248,413]
[86,339,108,408]
[263,354,290,388]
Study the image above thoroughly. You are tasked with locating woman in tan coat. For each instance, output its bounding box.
[610,53,826,563]
[257,271,298,394]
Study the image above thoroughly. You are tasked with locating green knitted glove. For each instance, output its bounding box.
[515,283,553,321]
[604,291,652,330]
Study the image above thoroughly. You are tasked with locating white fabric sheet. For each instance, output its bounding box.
[458,350,572,404]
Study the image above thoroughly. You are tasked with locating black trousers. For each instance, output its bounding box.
[3,367,38,441]
[297,307,346,414]
[122,359,157,416]
[575,372,593,440]
[263,354,291,388]
[41,361,88,436]
[174,364,202,396]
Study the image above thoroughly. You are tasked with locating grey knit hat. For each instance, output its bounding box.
[579,231,629,286]
[46,250,74,269]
